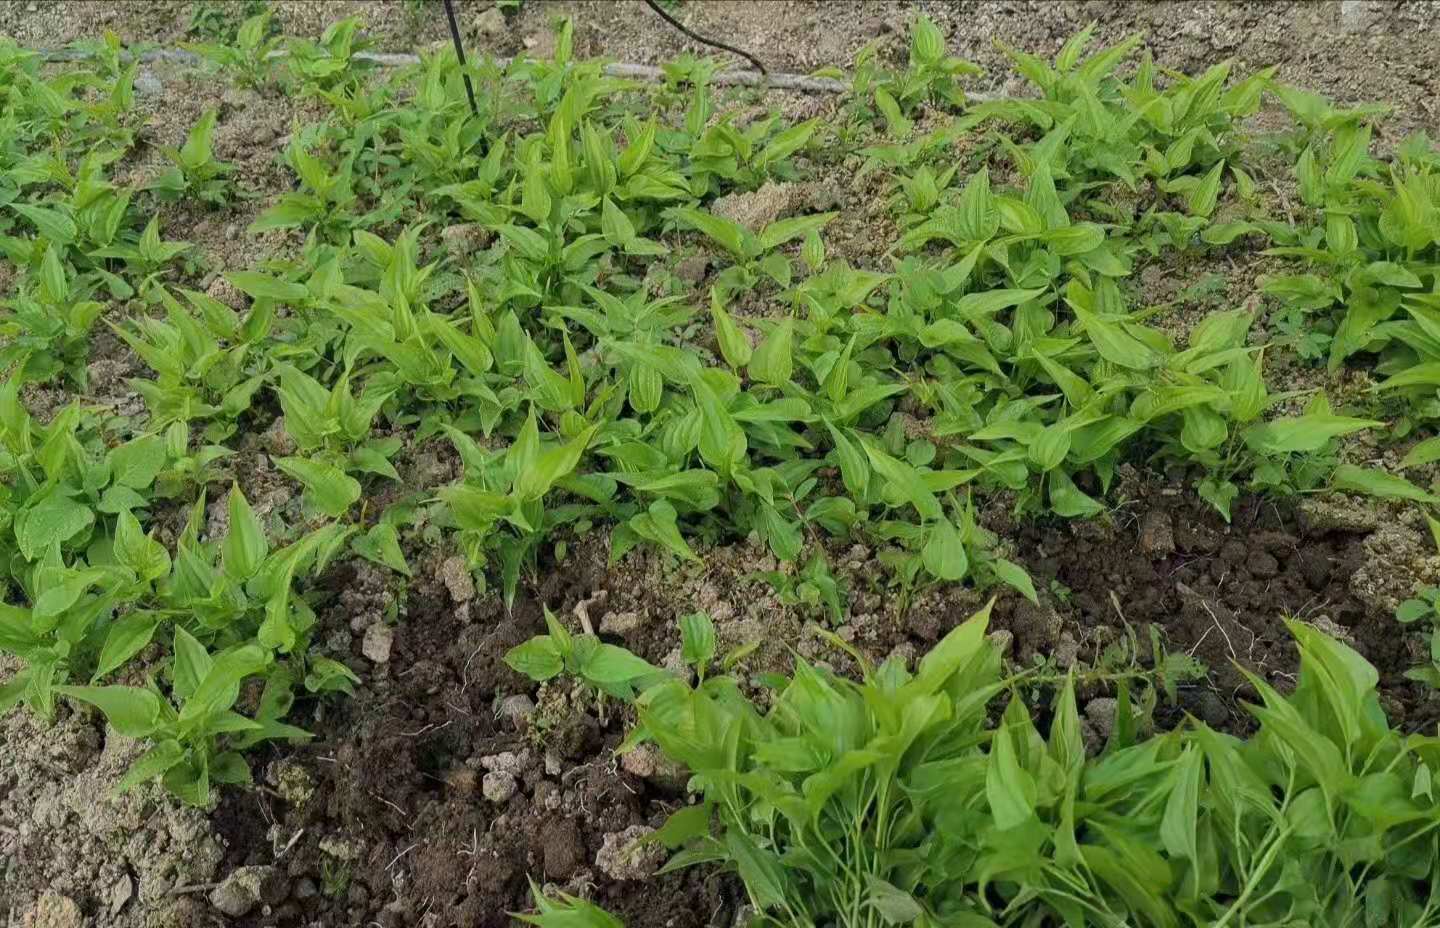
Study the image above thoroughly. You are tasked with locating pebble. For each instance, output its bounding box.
[209,866,287,918]
[474,6,506,38]
[439,555,476,603]
[595,825,666,881]
[361,623,394,664]
[498,694,536,731]
[1138,510,1176,557]
[482,771,517,803]
[134,69,163,97]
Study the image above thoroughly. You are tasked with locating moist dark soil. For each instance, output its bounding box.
[206,477,1440,928]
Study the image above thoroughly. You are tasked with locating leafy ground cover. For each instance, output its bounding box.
[6,3,1440,927]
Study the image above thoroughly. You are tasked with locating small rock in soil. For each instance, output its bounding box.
[446,767,479,797]
[599,609,645,635]
[362,623,394,664]
[262,417,297,457]
[266,759,315,805]
[498,694,536,731]
[440,223,494,262]
[542,819,585,879]
[1138,510,1175,556]
[439,555,476,603]
[473,6,506,38]
[1190,690,1230,728]
[293,878,319,901]
[480,749,530,776]
[134,69,162,97]
[1054,631,1080,670]
[205,273,246,311]
[482,771,517,803]
[674,255,710,283]
[209,866,287,918]
[22,892,82,928]
[619,744,688,790]
[1084,698,1119,742]
[595,825,666,881]
[107,874,132,916]
[710,181,810,231]
[1249,550,1280,579]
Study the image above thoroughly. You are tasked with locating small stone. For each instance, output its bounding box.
[134,70,163,97]
[22,893,82,928]
[293,878,319,901]
[542,819,585,879]
[222,87,260,110]
[249,123,277,146]
[209,866,287,918]
[1084,697,1119,742]
[1054,631,1080,670]
[599,610,644,635]
[440,223,494,262]
[1339,0,1385,33]
[595,825,666,881]
[523,31,557,59]
[619,744,688,789]
[108,874,133,916]
[498,694,536,731]
[267,759,316,806]
[439,555,476,603]
[262,417,297,457]
[319,835,364,861]
[1138,510,1175,557]
[1192,690,1229,728]
[482,771,517,803]
[1249,550,1279,579]
[362,623,394,664]
[446,767,479,797]
[378,900,412,928]
[479,750,529,776]
[474,6,506,38]
[987,629,1014,658]
[674,255,710,283]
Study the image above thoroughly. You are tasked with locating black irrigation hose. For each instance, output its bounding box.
[442,0,480,116]
[642,0,768,76]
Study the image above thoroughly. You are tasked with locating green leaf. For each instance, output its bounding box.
[117,739,186,793]
[711,290,752,369]
[273,456,361,517]
[1186,160,1224,218]
[1161,746,1202,861]
[993,558,1038,604]
[11,203,77,244]
[1243,414,1380,455]
[225,271,309,303]
[865,875,924,925]
[921,519,969,581]
[1330,464,1439,503]
[580,642,662,685]
[1049,469,1103,517]
[109,435,166,489]
[504,636,564,681]
[749,319,794,387]
[94,611,161,680]
[680,612,716,668]
[221,485,267,581]
[351,522,411,576]
[673,207,749,257]
[55,685,161,738]
[16,491,94,560]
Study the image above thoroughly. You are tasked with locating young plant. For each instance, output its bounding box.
[148,109,235,206]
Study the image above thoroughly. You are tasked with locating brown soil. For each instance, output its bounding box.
[194,477,1438,928]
